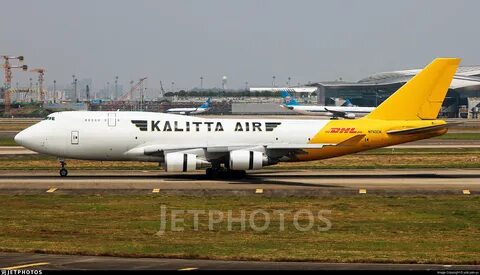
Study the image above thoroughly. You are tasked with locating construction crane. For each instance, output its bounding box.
[1,56,27,114]
[30,68,46,103]
[117,77,147,101]
[159,80,166,98]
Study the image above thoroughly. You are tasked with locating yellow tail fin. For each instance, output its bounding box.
[365,58,460,120]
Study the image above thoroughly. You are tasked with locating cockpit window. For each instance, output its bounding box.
[44,116,55,121]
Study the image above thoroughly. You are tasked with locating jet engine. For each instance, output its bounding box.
[229,150,267,170]
[164,153,208,172]
[344,113,356,119]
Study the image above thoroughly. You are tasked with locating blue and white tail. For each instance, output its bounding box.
[342,98,353,107]
[280,90,299,106]
[199,98,211,109]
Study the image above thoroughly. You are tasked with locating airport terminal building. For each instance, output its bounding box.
[310,66,480,118]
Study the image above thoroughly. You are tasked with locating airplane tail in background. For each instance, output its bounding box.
[199,98,211,109]
[280,90,299,106]
[341,99,354,107]
[365,58,460,121]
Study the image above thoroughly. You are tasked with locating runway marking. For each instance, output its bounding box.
[152,188,160,193]
[2,262,50,270]
[359,188,367,194]
[178,267,198,271]
[463,189,471,195]
[255,188,264,194]
[46,188,57,193]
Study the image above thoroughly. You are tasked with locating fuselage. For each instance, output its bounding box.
[166,107,207,115]
[286,105,375,117]
[15,111,447,164]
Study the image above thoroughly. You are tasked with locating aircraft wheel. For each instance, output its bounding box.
[59,168,68,177]
[227,170,247,179]
[206,168,218,179]
[206,168,213,178]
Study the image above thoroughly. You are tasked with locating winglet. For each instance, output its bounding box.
[365,58,460,120]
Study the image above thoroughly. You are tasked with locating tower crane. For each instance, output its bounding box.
[117,77,147,101]
[1,56,27,114]
[30,68,46,103]
[159,80,166,98]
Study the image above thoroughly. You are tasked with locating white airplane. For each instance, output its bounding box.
[15,58,459,178]
[166,98,211,115]
[280,90,375,119]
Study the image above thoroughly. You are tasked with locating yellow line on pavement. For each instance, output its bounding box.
[2,262,50,270]
[46,188,57,193]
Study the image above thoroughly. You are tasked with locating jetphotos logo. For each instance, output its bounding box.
[326,127,359,134]
[156,205,332,235]
[2,271,42,275]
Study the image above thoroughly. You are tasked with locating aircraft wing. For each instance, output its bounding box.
[126,143,335,157]
[265,143,334,149]
[324,108,349,118]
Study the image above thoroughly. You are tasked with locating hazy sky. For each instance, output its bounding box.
[1,0,479,90]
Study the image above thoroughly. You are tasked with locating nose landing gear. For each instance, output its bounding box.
[59,160,68,177]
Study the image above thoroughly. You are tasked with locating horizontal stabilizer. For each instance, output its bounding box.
[336,134,366,146]
[387,122,459,135]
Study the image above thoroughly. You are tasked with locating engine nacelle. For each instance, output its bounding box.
[229,150,266,170]
[164,153,207,172]
[344,113,356,119]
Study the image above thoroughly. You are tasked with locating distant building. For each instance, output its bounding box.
[308,66,480,118]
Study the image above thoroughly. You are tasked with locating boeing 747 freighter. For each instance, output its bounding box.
[15,58,460,178]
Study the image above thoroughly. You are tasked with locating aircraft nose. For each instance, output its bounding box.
[14,128,35,148]
[14,130,27,147]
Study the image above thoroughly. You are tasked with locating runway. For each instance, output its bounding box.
[1,252,478,270]
[3,138,480,156]
[0,169,478,196]
[0,146,37,155]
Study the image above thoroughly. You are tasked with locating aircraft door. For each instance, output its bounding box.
[71,131,79,145]
[108,113,116,127]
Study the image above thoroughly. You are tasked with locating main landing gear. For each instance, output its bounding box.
[205,167,246,179]
[59,160,68,177]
